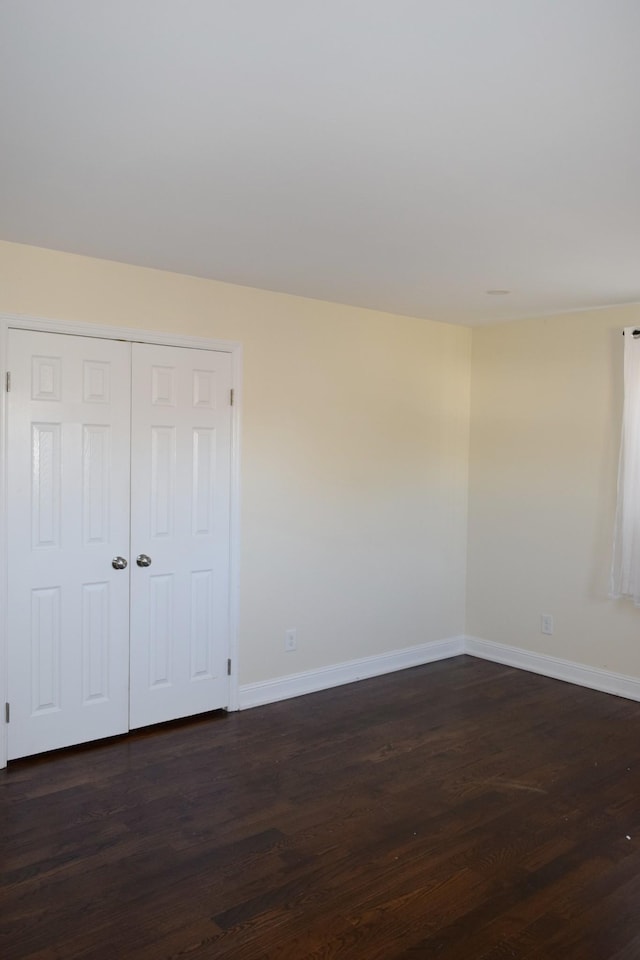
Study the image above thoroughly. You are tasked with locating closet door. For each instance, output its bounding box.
[129,343,233,728]
[7,330,131,760]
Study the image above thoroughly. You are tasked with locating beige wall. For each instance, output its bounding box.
[3,240,639,692]
[0,241,472,685]
[467,304,640,676]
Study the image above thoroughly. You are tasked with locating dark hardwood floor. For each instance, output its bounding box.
[2,655,640,959]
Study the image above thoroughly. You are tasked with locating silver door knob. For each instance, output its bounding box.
[112,556,128,570]
[136,554,152,567]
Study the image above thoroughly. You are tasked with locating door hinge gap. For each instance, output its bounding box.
[227,658,232,676]
[5,371,10,392]
[5,702,9,723]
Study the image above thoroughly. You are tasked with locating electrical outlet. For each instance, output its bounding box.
[285,628,297,652]
[541,614,554,636]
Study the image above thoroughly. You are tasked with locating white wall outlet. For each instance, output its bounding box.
[541,614,554,636]
[285,628,297,652]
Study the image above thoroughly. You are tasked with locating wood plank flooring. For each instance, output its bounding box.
[2,655,640,959]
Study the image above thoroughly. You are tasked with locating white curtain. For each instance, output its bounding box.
[611,328,640,604]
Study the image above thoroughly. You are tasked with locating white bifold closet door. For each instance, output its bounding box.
[6,329,232,761]
[129,342,232,729]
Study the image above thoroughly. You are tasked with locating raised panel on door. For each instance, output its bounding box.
[7,330,131,760]
[129,343,232,729]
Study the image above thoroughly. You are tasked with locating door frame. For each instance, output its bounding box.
[0,313,243,769]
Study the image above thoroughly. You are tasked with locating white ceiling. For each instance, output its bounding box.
[1,0,639,326]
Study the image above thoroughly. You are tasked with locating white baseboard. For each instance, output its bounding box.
[238,636,466,710]
[238,633,640,714]
[464,635,640,702]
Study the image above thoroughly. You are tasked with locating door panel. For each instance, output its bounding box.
[129,343,232,728]
[7,331,131,760]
